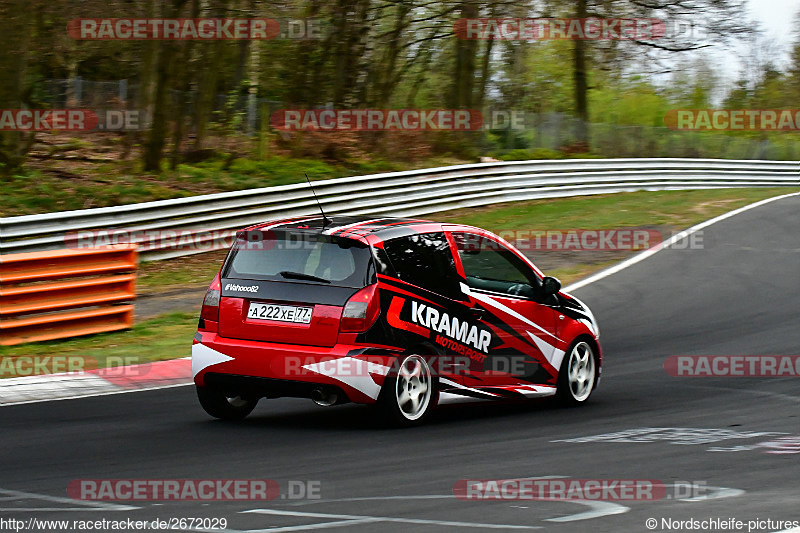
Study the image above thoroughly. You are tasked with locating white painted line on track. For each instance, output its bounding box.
[281,477,567,508]
[270,477,630,524]
[0,356,193,407]
[0,382,192,407]
[543,500,628,522]
[669,484,744,502]
[0,373,118,404]
[564,191,800,293]
[0,488,139,512]
[245,517,383,532]
[243,508,540,530]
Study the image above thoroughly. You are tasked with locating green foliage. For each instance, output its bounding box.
[0,154,459,216]
[496,148,564,161]
[590,80,670,127]
[2,1,799,211]
[518,40,577,114]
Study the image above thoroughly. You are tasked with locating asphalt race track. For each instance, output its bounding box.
[1,193,799,533]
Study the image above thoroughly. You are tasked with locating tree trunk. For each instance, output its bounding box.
[0,0,32,176]
[374,2,409,107]
[331,0,371,107]
[451,2,478,108]
[573,0,589,150]
[169,0,200,169]
[143,0,187,172]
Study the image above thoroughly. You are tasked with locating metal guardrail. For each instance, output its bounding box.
[1,158,797,261]
[0,245,137,345]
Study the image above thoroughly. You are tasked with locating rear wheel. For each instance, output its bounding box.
[556,340,597,405]
[196,386,258,420]
[378,354,436,427]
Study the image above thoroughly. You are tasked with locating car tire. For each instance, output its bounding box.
[196,386,258,420]
[555,339,597,406]
[377,354,437,427]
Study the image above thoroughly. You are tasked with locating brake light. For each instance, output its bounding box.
[340,284,380,333]
[200,275,221,322]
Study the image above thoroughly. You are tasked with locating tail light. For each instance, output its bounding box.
[340,284,380,333]
[200,275,221,323]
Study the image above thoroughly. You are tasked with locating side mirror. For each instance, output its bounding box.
[541,276,561,296]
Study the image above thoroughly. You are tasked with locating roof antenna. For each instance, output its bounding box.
[305,173,332,227]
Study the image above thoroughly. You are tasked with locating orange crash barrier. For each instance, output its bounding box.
[0,245,137,346]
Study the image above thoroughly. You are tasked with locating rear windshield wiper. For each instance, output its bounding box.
[279,271,331,284]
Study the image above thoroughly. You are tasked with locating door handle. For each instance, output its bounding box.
[558,315,565,320]
[470,308,486,319]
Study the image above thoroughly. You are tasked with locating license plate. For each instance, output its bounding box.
[247,303,313,324]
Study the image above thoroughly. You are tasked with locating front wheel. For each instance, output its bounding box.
[377,354,436,427]
[555,340,597,405]
[196,386,258,420]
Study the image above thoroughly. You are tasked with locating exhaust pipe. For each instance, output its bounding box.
[311,388,338,407]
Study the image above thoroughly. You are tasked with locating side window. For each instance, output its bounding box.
[383,232,463,300]
[453,232,541,298]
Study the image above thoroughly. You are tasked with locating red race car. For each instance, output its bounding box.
[193,216,601,426]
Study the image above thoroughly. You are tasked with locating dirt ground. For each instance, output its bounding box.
[135,286,209,322]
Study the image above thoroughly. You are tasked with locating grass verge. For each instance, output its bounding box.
[436,187,799,231]
[137,250,228,294]
[0,154,468,217]
[0,313,196,378]
[437,187,800,284]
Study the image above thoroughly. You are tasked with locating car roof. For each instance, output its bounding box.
[241,215,437,239]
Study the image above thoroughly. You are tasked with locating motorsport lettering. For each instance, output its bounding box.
[411,300,491,353]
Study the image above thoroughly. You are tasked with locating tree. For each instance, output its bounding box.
[563,0,755,148]
[785,10,800,102]
[0,0,33,175]
[142,0,189,172]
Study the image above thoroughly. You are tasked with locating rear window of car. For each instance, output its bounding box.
[221,230,373,288]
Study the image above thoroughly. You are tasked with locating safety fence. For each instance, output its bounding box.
[0,245,137,346]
